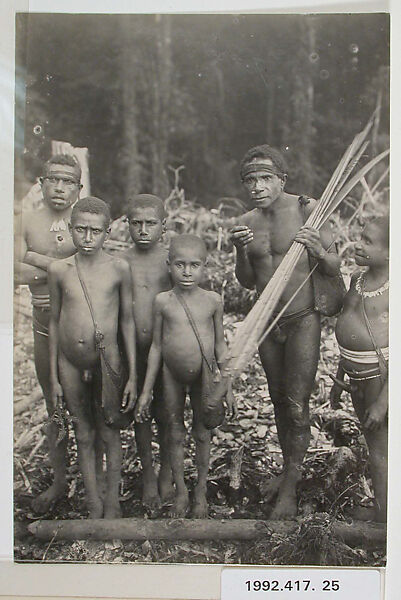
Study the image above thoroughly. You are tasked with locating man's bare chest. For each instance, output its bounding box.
[26,226,75,258]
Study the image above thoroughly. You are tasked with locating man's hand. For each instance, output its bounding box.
[364,400,387,431]
[224,385,238,420]
[50,380,64,411]
[134,392,152,423]
[121,378,137,414]
[295,225,326,260]
[229,225,254,249]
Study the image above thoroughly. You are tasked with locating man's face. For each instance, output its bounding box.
[168,246,206,290]
[354,223,389,268]
[242,159,284,210]
[69,212,109,255]
[128,206,164,249]
[41,163,81,211]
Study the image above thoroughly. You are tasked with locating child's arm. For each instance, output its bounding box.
[213,295,238,419]
[119,261,137,413]
[48,263,64,409]
[135,296,164,423]
[364,378,388,431]
[329,363,350,408]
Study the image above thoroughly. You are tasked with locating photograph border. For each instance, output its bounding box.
[2,0,399,598]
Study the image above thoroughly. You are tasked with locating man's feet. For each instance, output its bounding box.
[269,467,301,520]
[168,491,189,517]
[104,499,122,519]
[87,496,104,519]
[191,496,208,518]
[260,472,285,502]
[142,472,162,510]
[158,470,175,505]
[270,493,298,519]
[31,481,68,514]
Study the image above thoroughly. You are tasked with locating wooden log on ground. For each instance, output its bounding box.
[27,518,386,547]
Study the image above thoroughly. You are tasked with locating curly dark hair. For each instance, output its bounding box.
[240,144,288,179]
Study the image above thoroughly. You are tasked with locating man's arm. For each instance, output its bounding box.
[135,296,164,422]
[212,294,237,419]
[24,251,59,270]
[140,297,163,395]
[213,295,228,367]
[229,221,256,289]
[14,220,48,286]
[48,263,63,408]
[295,199,341,276]
[118,261,137,412]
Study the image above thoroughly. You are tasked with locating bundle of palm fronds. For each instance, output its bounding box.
[218,114,389,383]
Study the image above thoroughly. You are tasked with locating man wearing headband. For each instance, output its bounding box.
[15,154,82,513]
[230,144,340,519]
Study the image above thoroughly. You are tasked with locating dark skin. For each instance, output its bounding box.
[332,222,388,522]
[136,243,236,518]
[230,158,340,519]
[49,211,136,518]
[120,205,174,509]
[14,162,82,513]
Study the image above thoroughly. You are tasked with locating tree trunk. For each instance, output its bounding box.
[120,16,142,197]
[290,17,316,193]
[150,14,172,198]
[28,518,385,548]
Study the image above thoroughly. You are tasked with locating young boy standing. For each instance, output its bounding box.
[331,216,389,522]
[48,197,136,518]
[121,194,174,509]
[136,234,235,518]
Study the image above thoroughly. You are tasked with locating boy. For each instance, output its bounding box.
[120,194,174,509]
[229,144,340,518]
[48,197,136,518]
[136,234,236,518]
[331,216,389,522]
[14,154,82,513]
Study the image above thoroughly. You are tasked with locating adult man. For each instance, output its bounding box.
[230,145,340,519]
[15,154,82,513]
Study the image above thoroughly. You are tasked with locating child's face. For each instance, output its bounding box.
[169,246,206,290]
[128,206,164,249]
[354,223,389,268]
[69,211,110,255]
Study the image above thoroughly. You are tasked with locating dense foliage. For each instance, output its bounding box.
[16,14,389,214]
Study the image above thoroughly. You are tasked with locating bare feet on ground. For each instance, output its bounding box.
[158,472,175,505]
[87,496,104,519]
[269,492,298,519]
[104,499,122,519]
[31,481,68,514]
[168,491,189,517]
[142,473,162,510]
[191,493,208,518]
[260,472,285,503]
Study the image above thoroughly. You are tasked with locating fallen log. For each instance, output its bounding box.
[27,517,386,548]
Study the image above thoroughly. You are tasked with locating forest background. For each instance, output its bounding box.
[16,13,389,214]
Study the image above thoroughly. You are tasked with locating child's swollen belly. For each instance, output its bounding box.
[58,316,101,368]
[162,339,204,384]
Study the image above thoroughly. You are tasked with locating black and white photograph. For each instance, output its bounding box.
[13,11,390,569]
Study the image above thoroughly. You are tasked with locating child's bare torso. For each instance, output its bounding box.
[23,208,76,295]
[159,288,217,384]
[122,245,170,350]
[240,196,314,312]
[336,272,388,353]
[57,254,123,369]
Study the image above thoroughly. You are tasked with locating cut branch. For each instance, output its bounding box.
[27,518,385,548]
